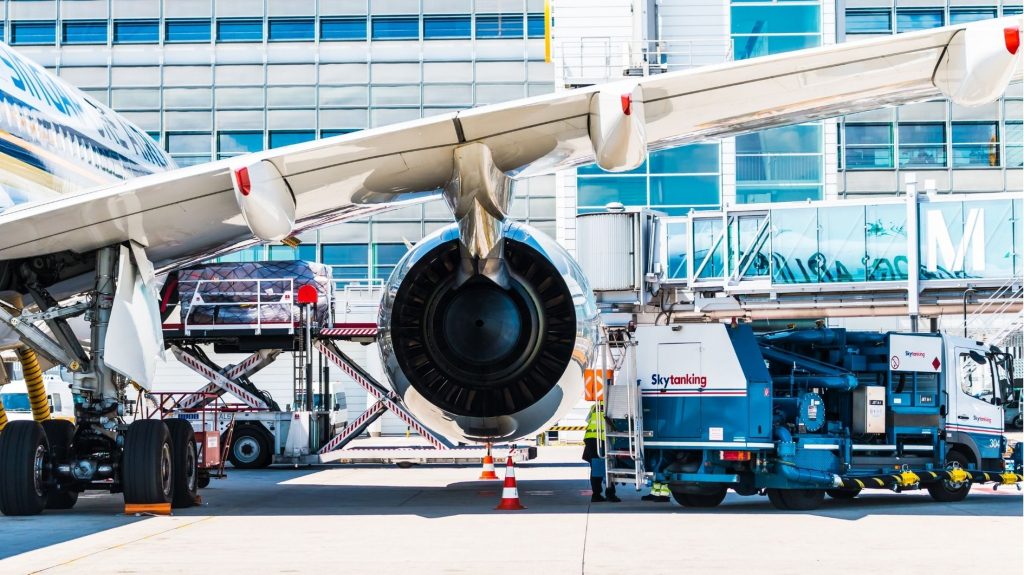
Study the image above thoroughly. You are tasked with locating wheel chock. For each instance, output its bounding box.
[125,502,172,516]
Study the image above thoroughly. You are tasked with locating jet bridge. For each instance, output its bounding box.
[576,189,1022,332]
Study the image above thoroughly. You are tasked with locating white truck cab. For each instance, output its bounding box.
[0,370,76,423]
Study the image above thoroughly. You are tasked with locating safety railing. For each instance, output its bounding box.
[559,37,732,85]
[182,277,295,335]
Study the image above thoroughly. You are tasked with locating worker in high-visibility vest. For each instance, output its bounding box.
[583,402,619,503]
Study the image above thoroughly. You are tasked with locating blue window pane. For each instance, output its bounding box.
[218,132,263,155]
[269,244,316,261]
[166,20,211,43]
[952,122,997,143]
[218,19,263,42]
[649,144,719,174]
[1006,122,1023,168]
[845,147,894,169]
[321,18,367,41]
[527,14,546,38]
[423,16,471,39]
[269,19,314,41]
[737,124,821,154]
[374,244,409,265]
[845,123,891,146]
[372,17,419,40]
[1005,8,1023,16]
[896,10,944,32]
[321,244,368,266]
[846,10,891,34]
[63,21,108,44]
[649,175,720,205]
[737,156,822,183]
[950,9,996,24]
[731,5,821,35]
[578,177,647,207]
[167,133,211,155]
[477,15,525,38]
[865,204,908,280]
[321,129,358,138]
[737,186,821,204]
[11,22,56,45]
[269,131,316,149]
[114,20,158,43]
[693,218,725,279]
[898,123,944,144]
[733,35,819,59]
[577,161,646,175]
[0,24,4,43]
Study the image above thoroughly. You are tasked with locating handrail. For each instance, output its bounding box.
[182,277,296,335]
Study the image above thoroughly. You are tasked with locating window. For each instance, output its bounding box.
[114,20,158,44]
[62,21,107,44]
[1005,7,1024,16]
[217,132,263,158]
[269,244,316,261]
[959,352,995,400]
[269,131,316,149]
[321,129,357,139]
[844,123,894,169]
[1006,122,1023,168]
[578,177,647,208]
[320,18,366,41]
[950,8,997,24]
[166,133,211,166]
[423,16,471,39]
[217,19,263,42]
[845,9,891,34]
[269,19,314,42]
[527,14,546,38]
[476,14,525,38]
[649,175,720,206]
[649,144,719,174]
[373,243,408,279]
[898,123,946,167]
[731,4,820,60]
[371,17,419,40]
[896,9,943,33]
[737,124,822,202]
[11,22,56,45]
[166,20,211,43]
[952,122,999,167]
[321,244,369,282]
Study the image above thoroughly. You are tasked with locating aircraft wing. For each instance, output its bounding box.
[0,17,1019,270]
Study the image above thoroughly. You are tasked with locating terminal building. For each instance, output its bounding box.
[4,0,1020,431]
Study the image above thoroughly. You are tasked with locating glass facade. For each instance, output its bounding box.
[3,0,553,284]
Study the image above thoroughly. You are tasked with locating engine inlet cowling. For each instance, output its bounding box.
[379,222,598,443]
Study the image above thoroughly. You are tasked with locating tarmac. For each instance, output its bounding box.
[0,445,1021,574]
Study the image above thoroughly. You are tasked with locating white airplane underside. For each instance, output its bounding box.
[0,18,1018,514]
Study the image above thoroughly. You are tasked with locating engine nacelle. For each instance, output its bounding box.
[378,221,599,444]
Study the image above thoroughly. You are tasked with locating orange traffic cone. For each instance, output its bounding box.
[479,454,499,480]
[495,454,526,510]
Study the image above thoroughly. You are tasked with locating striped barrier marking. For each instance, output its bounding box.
[316,340,452,450]
[320,327,379,338]
[547,426,587,431]
[172,347,269,410]
[177,350,278,410]
[319,400,388,454]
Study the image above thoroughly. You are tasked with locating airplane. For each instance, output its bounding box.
[0,16,1019,516]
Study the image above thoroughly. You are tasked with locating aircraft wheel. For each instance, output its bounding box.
[0,421,51,516]
[122,420,173,505]
[41,420,79,510]
[165,419,199,508]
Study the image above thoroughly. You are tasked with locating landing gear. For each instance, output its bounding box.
[0,421,51,516]
[41,419,79,510]
[122,420,173,505]
[166,419,198,508]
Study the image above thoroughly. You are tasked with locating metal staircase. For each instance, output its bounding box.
[599,326,651,490]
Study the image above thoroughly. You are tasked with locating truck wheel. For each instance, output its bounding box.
[122,420,173,505]
[765,488,789,510]
[672,487,728,508]
[927,450,971,503]
[198,470,211,489]
[779,489,825,510]
[41,420,79,510]
[228,426,272,469]
[826,488,860,500]
[0,421,50,516]
[165,419,198,508]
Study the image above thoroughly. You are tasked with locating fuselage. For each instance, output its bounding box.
[0,42,172,211]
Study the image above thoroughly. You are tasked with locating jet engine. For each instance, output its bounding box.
[379,221,599,444]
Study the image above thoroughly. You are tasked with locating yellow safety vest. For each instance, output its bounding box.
[584,405,605,441]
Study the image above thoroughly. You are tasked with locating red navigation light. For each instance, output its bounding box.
[235,166,251,196]
[720,450,752,462]
[621,94,632,116]
[296,285,318,305]
[1006,27,1021,55]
